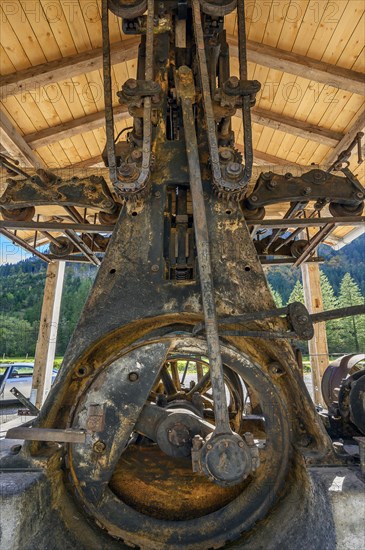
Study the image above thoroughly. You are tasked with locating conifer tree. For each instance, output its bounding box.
[319,271,340,353]
[268,283,283,308]
[337,273,365,353]
[288,280,304,304]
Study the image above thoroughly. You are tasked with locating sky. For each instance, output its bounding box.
[0,234,33,265]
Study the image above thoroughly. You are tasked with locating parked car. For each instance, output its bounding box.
[0,362,57,404]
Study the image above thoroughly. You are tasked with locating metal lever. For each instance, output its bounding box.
[176,66,231,436]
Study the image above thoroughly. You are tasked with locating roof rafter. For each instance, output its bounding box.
[227,37,365,96]
[0,110,46,168]
[0,37,140,100]
[251,108,343,148]
[23,106,342,151]
[24,105,130,149]
[1,36,363,102]
[325,111,365,165]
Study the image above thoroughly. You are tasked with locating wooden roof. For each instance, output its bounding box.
[0,0,364,251]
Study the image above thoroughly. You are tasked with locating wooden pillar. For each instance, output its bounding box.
[30,261,65,409]
[301,262,329,407]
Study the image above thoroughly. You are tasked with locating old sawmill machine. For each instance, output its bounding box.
[1,1,365,548]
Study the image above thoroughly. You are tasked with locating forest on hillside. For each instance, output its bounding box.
[0,234,364,357]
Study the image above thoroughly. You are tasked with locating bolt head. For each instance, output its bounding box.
[219,149,232,161]
[128,372,139,382]
[126,78,138,89]
[250,195,258,202]
[151,264,159,272]
[227,162,241,174]
[356,192,364,199]
[93,441,106,454]
[228,76,239,89]
[206,443,212,450]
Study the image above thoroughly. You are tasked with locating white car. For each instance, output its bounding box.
[0,363,57,404]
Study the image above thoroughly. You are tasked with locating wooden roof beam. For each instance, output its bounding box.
[24,106,341,150]
[0,110,45,168]
[232,145,301,166]
[252,108,343,148]
[325,111,365,165]
[0,37,140,100]
[228,37,365,96]
[1,36,363,101]
[25,105,130,149]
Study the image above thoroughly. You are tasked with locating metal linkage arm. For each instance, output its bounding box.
[176,65,231,436]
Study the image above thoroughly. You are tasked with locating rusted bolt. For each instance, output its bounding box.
[131,149,142,161]
[250,195,258,202]
[268,180,278,189]
[238,441,245,448]
[128,372,139,382]
[126,78,138,89]
[151,264,159,272]
[101,199,114,209]
[93,441,106,454]
[227,76,239,89]
[262,172,272,180]
[219,149,232,161]
[303,186,312,195]
[226,162,242,177]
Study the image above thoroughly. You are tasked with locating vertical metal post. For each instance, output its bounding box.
[31,261,65,409]
[301,262,329,407]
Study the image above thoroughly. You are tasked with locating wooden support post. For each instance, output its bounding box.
[301,262,329,407]
[30,261,65,409]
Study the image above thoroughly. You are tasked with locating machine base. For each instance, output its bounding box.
[1,464,364,550]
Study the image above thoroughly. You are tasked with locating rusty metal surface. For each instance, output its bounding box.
[0,173,115,212]
[322,354,365,408]
[1,2,358,548]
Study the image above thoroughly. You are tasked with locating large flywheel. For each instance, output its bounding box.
[67,337,290,549]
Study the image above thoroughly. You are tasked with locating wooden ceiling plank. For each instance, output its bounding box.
[0,109,45,167]
[227,36,365,95]
[325,110,365,165]
[0,37,140,100]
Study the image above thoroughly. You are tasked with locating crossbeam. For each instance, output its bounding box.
[0,111,46,168]
[0,37,140,100]
[1,36,362,102]
[24,106,130,149]
[0,217,362,233]
[325,111,365,165]
[228,37,365,96]
[23,106,341,151]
